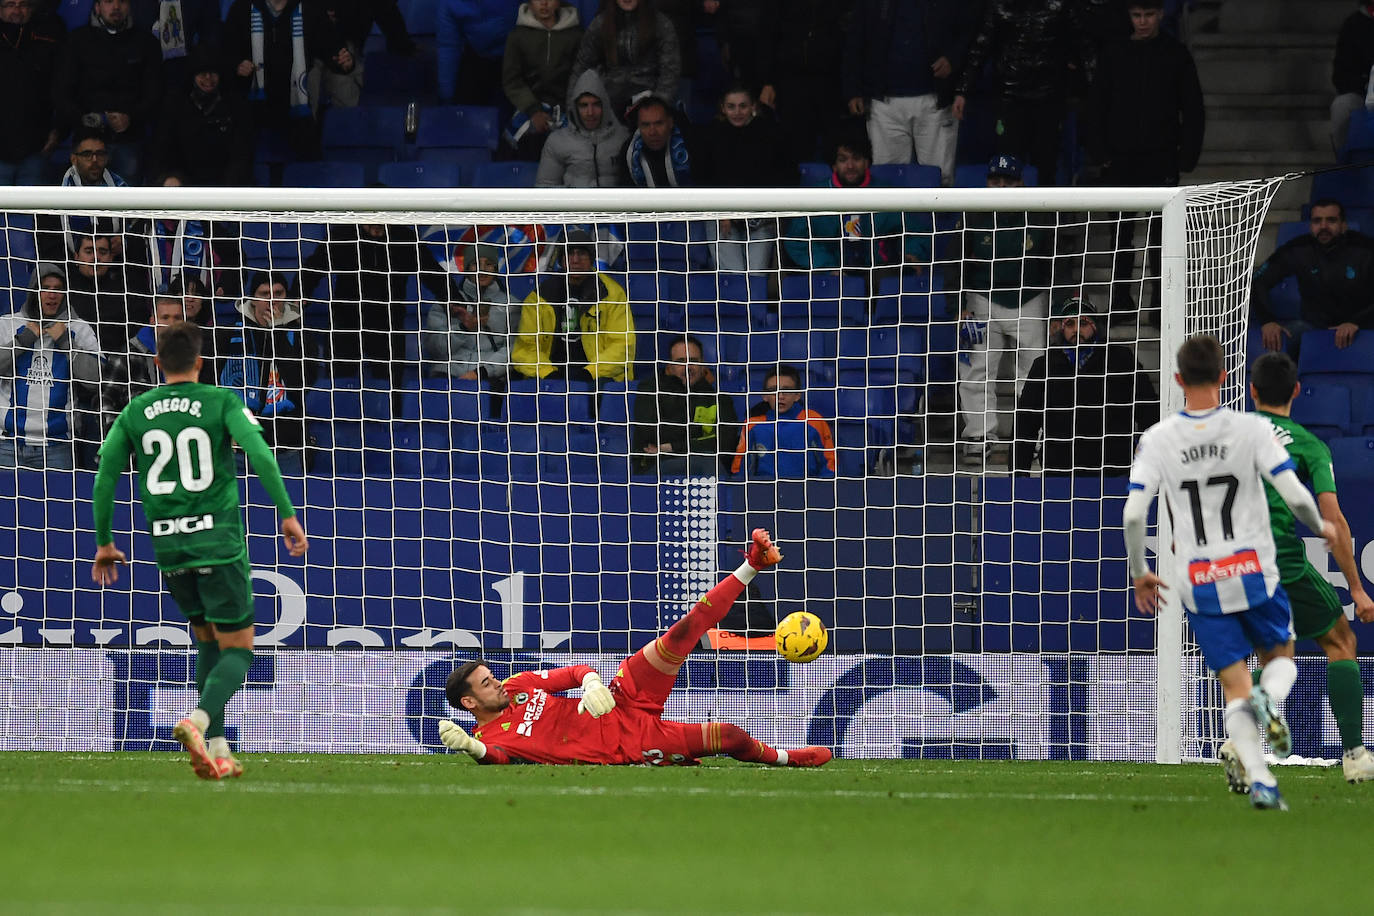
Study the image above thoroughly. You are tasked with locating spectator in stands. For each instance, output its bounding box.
[952,0,1097,187]
[218,270,311,462]
[632,334,740,476]
[731,364,835,479]
[59,124,127,190]
[511,227,635,384]
[536,69,628,186]
[702,0,775,109]
[946,154,1056,464]
[224,0,351,160]
[783,131,931,272]
[170,274,217,383]
[771,0,850,162]
[843,0,979,186]
[0,262,101,470]
[0,0,64,186]
[52,0,162,184]
[699,85,796,272]
[300,221,458,385]
[1252,198,1374,352]
[1012,294,1157,477]
[1331,1,1374,157]
[309,1,365,112]
[1093,0,1203,320]
[422,243,514,385]
[503,0,583,161]
[619,95,695,186]
[104,291,184,415]
[328,0,414,57]
[128,174,217,297]
[437,0,520,105]
[64,230,138,357]
[132,0,222,89]
[150,44,254,186]
[570,0,680,119]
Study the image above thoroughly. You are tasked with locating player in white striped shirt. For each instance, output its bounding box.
[1123,335,1337,811]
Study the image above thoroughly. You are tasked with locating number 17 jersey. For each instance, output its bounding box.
[1128,406,1295,615]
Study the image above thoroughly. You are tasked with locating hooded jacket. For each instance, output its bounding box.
[0,262,102,444]
[955,0,1096,103]
[1013,337,1157,475]
[570,7,680,117]
[0,10,64,161]
[217,295,308,418]
[510,271,635,381]
[1092,30,1203,174]
[423,276,514,379]
[503,1,583,116]
[536,68,629,187]
[52,0,162,130]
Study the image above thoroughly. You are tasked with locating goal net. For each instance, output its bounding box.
[0,182,1297,761]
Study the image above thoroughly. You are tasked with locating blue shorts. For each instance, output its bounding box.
[1187,585,1295,672]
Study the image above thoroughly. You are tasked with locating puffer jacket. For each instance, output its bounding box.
[955,0,1096,103]
[423,276,514,379]
[536,69,629,187]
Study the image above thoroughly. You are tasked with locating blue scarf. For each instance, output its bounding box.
[249,2,309,119]
[626,127,690,187]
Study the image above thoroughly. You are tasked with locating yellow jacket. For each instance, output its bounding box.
[510,273,636,381]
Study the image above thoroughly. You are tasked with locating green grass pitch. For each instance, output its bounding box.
[1,752,1368,915]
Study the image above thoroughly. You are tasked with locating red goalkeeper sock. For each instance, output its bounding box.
[654,569,749,662]
[695,722,782,765]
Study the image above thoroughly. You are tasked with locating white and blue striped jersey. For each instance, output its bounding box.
[1128,406,1294,615]
[0,312,101,445]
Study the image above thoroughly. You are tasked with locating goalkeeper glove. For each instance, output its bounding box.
[576,671,616,718]
[437,719,486,759]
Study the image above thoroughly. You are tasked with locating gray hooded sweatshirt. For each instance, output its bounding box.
[423,275,514,379]
[536,69,630,188]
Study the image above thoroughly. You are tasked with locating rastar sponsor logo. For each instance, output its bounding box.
[1189,549,1261,585]
[152,514,215,537]
[515,688,547,737]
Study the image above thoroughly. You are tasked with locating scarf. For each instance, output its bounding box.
[626,128,690,187]
[59,165,125,251]
[150,219,211,291]
[152,0,187,60]
[219,321,297,415]
[1063,343,1100,370]
[250,2,309,118]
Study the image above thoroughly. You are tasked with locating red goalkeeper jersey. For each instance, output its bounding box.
[472,666,646,765]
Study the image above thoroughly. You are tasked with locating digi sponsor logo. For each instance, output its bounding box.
[152,514,215,537]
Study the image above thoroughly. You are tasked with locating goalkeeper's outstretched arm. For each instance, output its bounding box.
[438,720,512,764]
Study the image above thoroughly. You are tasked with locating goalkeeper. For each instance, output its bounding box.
[439,529,832,767]
[91,320,308,781]
[1220,351,1374,787]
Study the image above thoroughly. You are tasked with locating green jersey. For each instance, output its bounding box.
[93,382,295,571]
[1256,409,1337,582]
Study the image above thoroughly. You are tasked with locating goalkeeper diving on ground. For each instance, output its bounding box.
[439,529,833,767]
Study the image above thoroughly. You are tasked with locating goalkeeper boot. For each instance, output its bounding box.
[172,716,220,781]
[746,528,783,570]
[1249,686,1292,759]
[1249,782,1288,812]
[785,746,833,768]
[1343,746,1374,784]
[1218,739,1250,795]
[213,755,244,779]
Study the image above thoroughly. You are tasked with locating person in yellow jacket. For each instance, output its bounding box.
[510,228,636,383]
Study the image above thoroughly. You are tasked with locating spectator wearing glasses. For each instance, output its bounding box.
[731,364,835,480]
[0,0,65,186]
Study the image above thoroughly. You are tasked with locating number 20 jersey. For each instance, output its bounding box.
[1128,407,1295,615]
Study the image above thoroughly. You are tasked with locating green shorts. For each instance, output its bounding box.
[162,555,255,631]
[1282,563,1345,642]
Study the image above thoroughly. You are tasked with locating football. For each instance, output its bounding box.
[775,611,828,663]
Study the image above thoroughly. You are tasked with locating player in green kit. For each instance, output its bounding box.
[90,320,308,780]
[1219,351,1374,789]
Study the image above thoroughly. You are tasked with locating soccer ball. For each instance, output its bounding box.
[775,611,828,663]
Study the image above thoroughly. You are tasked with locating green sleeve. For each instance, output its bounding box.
[224,396,296,519]
[92,413,133,547]
[1308,437,1338,496]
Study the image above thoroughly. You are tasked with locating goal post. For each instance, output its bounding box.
[0,180,1292,761]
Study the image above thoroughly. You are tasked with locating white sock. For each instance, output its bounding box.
[734,561,757,584]
[1224,698,1275,786]
[1345,745,1366,758]
[188,709,210,733]
[774,749,788,766]
[1259,655,1297,704]
[208,737,231,759]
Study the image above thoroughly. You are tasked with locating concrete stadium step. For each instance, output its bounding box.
[1201,118,1327,152]
[1216,0,1352,35]
[1192,48,1331,95]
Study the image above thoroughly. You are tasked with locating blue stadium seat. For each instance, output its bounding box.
[799,162,830,186]
[415,146,491,180]
[322,105,406,156]
[415,105,500,151]
[282,161,366,188]
[626,272,686,310]
[378,160,460,188]
[1362,392,1374,435]
[472,161,538,188]
[1298,330,1374,423]
[1312,169,1374,210]
[399,0,439,33]
[1262,221,1309,322]
[389,421,422,477]
[871,163,943,188]
[1330,435,1374,482]
[953,163,1040,188]
[1290,382,1350,442]
[54,0,86,29]
[417,377,486,422]
[239,221,328,270]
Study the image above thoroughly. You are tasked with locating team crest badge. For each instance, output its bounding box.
[514,692,529,705]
